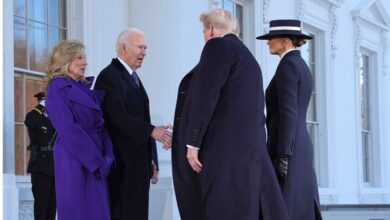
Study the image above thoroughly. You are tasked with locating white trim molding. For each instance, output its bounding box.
[352,0,390,78]
[358,188,390,204]
[353,17,363,69]
[321,0,346,58]
[323,0,345,7]
[298,0,343,58]
[319,190,340,204]
[382,30,388,76]
[352,0,390,31]
[298,0,306,21]
[262,0,270,29]
[209,0,222,9]
[19,203,33,220]
[330,5,338,58]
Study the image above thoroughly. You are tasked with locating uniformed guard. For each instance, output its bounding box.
[25,91,57,220]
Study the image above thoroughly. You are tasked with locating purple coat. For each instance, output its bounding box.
[46,76,114,220]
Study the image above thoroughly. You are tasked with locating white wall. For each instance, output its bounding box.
[126,0,210,177]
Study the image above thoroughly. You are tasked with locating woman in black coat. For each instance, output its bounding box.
[257,19,322,220]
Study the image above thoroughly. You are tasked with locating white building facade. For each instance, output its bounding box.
[3,0,390,219]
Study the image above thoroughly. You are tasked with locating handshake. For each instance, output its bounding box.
[151,124,173,149]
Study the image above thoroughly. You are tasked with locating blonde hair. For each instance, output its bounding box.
[45,40,87,90]
[200,8,240,36]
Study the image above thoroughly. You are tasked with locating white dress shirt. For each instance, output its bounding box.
[280,48,299,59]
[117,57,135,76]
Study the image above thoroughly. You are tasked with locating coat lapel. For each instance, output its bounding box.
[112,58,148,100]
[65,81,100,111]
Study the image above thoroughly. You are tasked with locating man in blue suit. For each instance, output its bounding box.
[94,28,172,220]
[172,9,288,220]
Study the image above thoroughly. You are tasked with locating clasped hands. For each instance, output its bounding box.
[151,124,173,149]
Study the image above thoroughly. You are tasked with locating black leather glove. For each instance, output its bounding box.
[273,155,289,184]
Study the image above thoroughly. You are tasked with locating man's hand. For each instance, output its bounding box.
[273,155,289,184]
[151,124,173,149]
[187,148,202,173]
[151,160,159,184]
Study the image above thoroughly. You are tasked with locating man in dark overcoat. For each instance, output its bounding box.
[172,9,288,220]
[171,68,203,220]
[25,92,56,220]
[94,28,172,220]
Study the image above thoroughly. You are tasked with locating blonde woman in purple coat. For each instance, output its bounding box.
[45,40,114,220]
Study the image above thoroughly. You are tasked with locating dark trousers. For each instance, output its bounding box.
[109,146,151,220]
[31,172,56,220]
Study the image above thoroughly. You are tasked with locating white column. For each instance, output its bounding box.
[3,174,19,220]
[3,0,16,174]
[3,0,19,219]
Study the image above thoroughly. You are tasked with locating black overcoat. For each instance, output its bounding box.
[25,104,57,220]
[25,104,55,176]
[94,58,158,220]
[171,68,203,220]
[178,34,288,220]
[265,50,322,220]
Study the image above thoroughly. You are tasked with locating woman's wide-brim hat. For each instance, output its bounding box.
[256,19,312,40]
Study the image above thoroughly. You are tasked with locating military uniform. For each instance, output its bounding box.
[25,103,57,220]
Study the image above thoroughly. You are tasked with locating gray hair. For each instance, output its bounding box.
[115,28,145,54]
[200,8,240,36]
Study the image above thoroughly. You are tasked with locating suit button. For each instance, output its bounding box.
[176,117,180,120]
[180,91,185,95]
